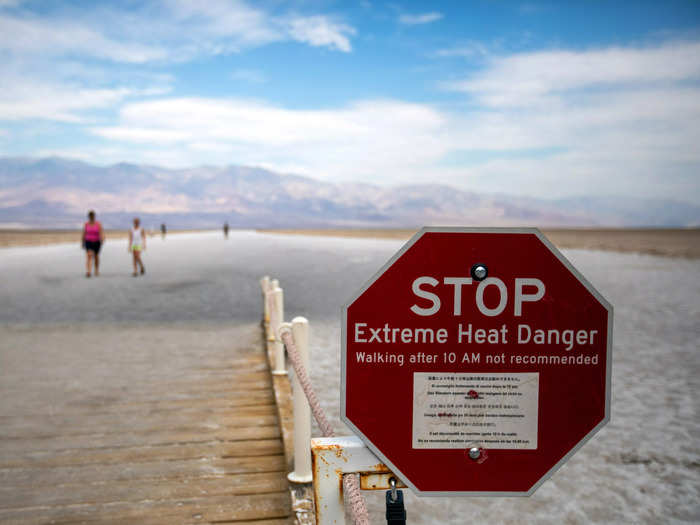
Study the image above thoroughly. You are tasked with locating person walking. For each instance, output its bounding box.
[223,221,229,239]
[129,217,146,276]
[82,210,104,278]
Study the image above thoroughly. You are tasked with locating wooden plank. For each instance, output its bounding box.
[0,399,276,421]
[0,391,276,418]
[0,413,279,442]
[272,372,295,473]
[0,379,275,401]
[213,520,290,525]
[264,319,296,476]
[0,454,286,487]
[67,518,292,525]
[0,491,291,525]
[0,404,278,437]
[0,322,292,524]
[78,518,292,525]
[0,472,288,509]
[0,425,282,453]
[0,438,283,468]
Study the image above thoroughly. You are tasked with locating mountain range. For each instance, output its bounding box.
[0,157,698,229]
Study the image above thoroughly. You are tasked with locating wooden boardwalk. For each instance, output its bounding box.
[0,323,291,524]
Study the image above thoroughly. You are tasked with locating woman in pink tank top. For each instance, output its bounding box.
[82,210,104,278]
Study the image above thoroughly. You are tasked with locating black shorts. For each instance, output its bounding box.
[85,241,101,253]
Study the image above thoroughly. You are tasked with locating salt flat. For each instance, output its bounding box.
[1,230,698,524]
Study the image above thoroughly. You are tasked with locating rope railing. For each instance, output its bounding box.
[279,326,369,525]
[261,275,371,525]
[280,324,370,525]
[279,329,336,438]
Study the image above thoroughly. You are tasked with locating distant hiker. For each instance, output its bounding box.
[223,222,229,239]
[160,223,167,239]
[82,210,104,278]
[129,217,146,277]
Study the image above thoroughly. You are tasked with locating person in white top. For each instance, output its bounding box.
[128,217,146,276]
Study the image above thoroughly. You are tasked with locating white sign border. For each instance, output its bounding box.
[340,226,613,497]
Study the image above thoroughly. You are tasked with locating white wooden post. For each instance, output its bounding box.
[260,275,270,323]
[286,317,312,483]
[268,279,279,341]
[265,295,273,341]
[270,286,286,375]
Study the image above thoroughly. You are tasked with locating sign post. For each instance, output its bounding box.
[341,227,612,495]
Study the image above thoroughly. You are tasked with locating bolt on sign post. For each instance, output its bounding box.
[341,227,613,495]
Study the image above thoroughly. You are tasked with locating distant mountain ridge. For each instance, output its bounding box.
[0,157,698,229]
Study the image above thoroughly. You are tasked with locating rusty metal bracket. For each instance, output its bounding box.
[359,472,407,491]
[311,436,405,525]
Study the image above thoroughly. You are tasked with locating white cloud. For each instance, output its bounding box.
[90,97,448,180]
[446,40,700,107]
[165,1,356,53]
[0,1,356,65]
[436,40,700,200]
[285,16,355,52]
[0,45,175,122]
[4,34,698,203]
[0,66,171,122]
[0,1,355,130]
[0,84,132,122]
[79,39,700,203]
[399,12,443,26]
[0,13,169,63]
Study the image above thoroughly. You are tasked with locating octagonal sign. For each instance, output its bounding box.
[341,227,612,495]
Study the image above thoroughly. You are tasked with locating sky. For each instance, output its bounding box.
[0,0,699,203]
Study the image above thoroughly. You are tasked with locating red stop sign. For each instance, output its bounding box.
[341,228,612,495]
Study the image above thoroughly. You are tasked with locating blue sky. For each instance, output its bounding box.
[0,0,699,203]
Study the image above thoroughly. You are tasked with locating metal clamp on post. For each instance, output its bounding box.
[385,477,406,525]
